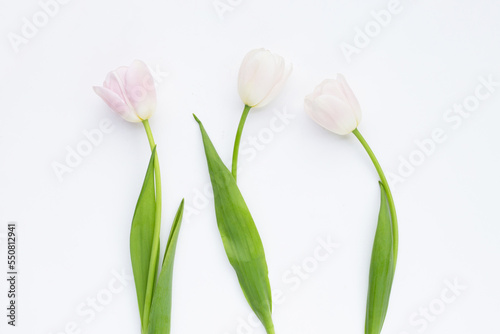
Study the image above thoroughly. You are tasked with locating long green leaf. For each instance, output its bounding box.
[148,199,185,334]
[130,147,158,328]
[193,115,275,334]
[365,182,395,334]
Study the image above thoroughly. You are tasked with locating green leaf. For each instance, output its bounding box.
[130,147,158,328]
[365,182,396,334]
[193,115,275,334]
[148,199,185,334]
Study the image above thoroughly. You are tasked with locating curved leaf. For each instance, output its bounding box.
[193,115,275,334]
[148,199,185,334]
[365,182,395,334]
[130,147,158,328]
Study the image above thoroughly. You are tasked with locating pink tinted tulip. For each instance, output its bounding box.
[93,60,156,122]
[304,74,362,135]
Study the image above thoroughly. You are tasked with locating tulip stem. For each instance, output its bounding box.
[352,128,398,266]
[142,119,162,334]
[231,104,252,182]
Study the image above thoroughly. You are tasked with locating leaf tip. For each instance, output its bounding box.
[192,113,201,124]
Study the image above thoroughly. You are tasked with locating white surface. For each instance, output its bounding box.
[1,0,499,333]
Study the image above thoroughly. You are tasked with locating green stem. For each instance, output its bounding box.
[352,128,398,266]
[231,105,252,182]
[141,119,162,333]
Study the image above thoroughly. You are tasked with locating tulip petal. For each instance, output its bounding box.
[256,59,292,108]
[317,79,344,98]
[238,48,265,105]
[239,50,276,106]
[125,60,157,120]
[238,49,265,86]
[93,86,142,122]
[336,74,362,125]
[103,66,129,101]
[305,94,358,135]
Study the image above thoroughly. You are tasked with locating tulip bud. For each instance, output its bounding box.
[238,48,292,108]
[304,74,362,135]
[93,60,157,123]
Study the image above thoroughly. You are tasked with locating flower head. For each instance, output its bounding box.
[238,48,292,108]
[304,74,362,135]
[93,60,156,122]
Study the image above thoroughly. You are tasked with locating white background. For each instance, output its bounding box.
[1,0,499,333]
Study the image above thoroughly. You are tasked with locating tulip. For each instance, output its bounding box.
[232,48,291,181]
[93,60,156,123]
[304,74,362,135]
[94,60,165,334]
[192,47,291,334]
[238,48,292,108]
[305,75,399,334]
